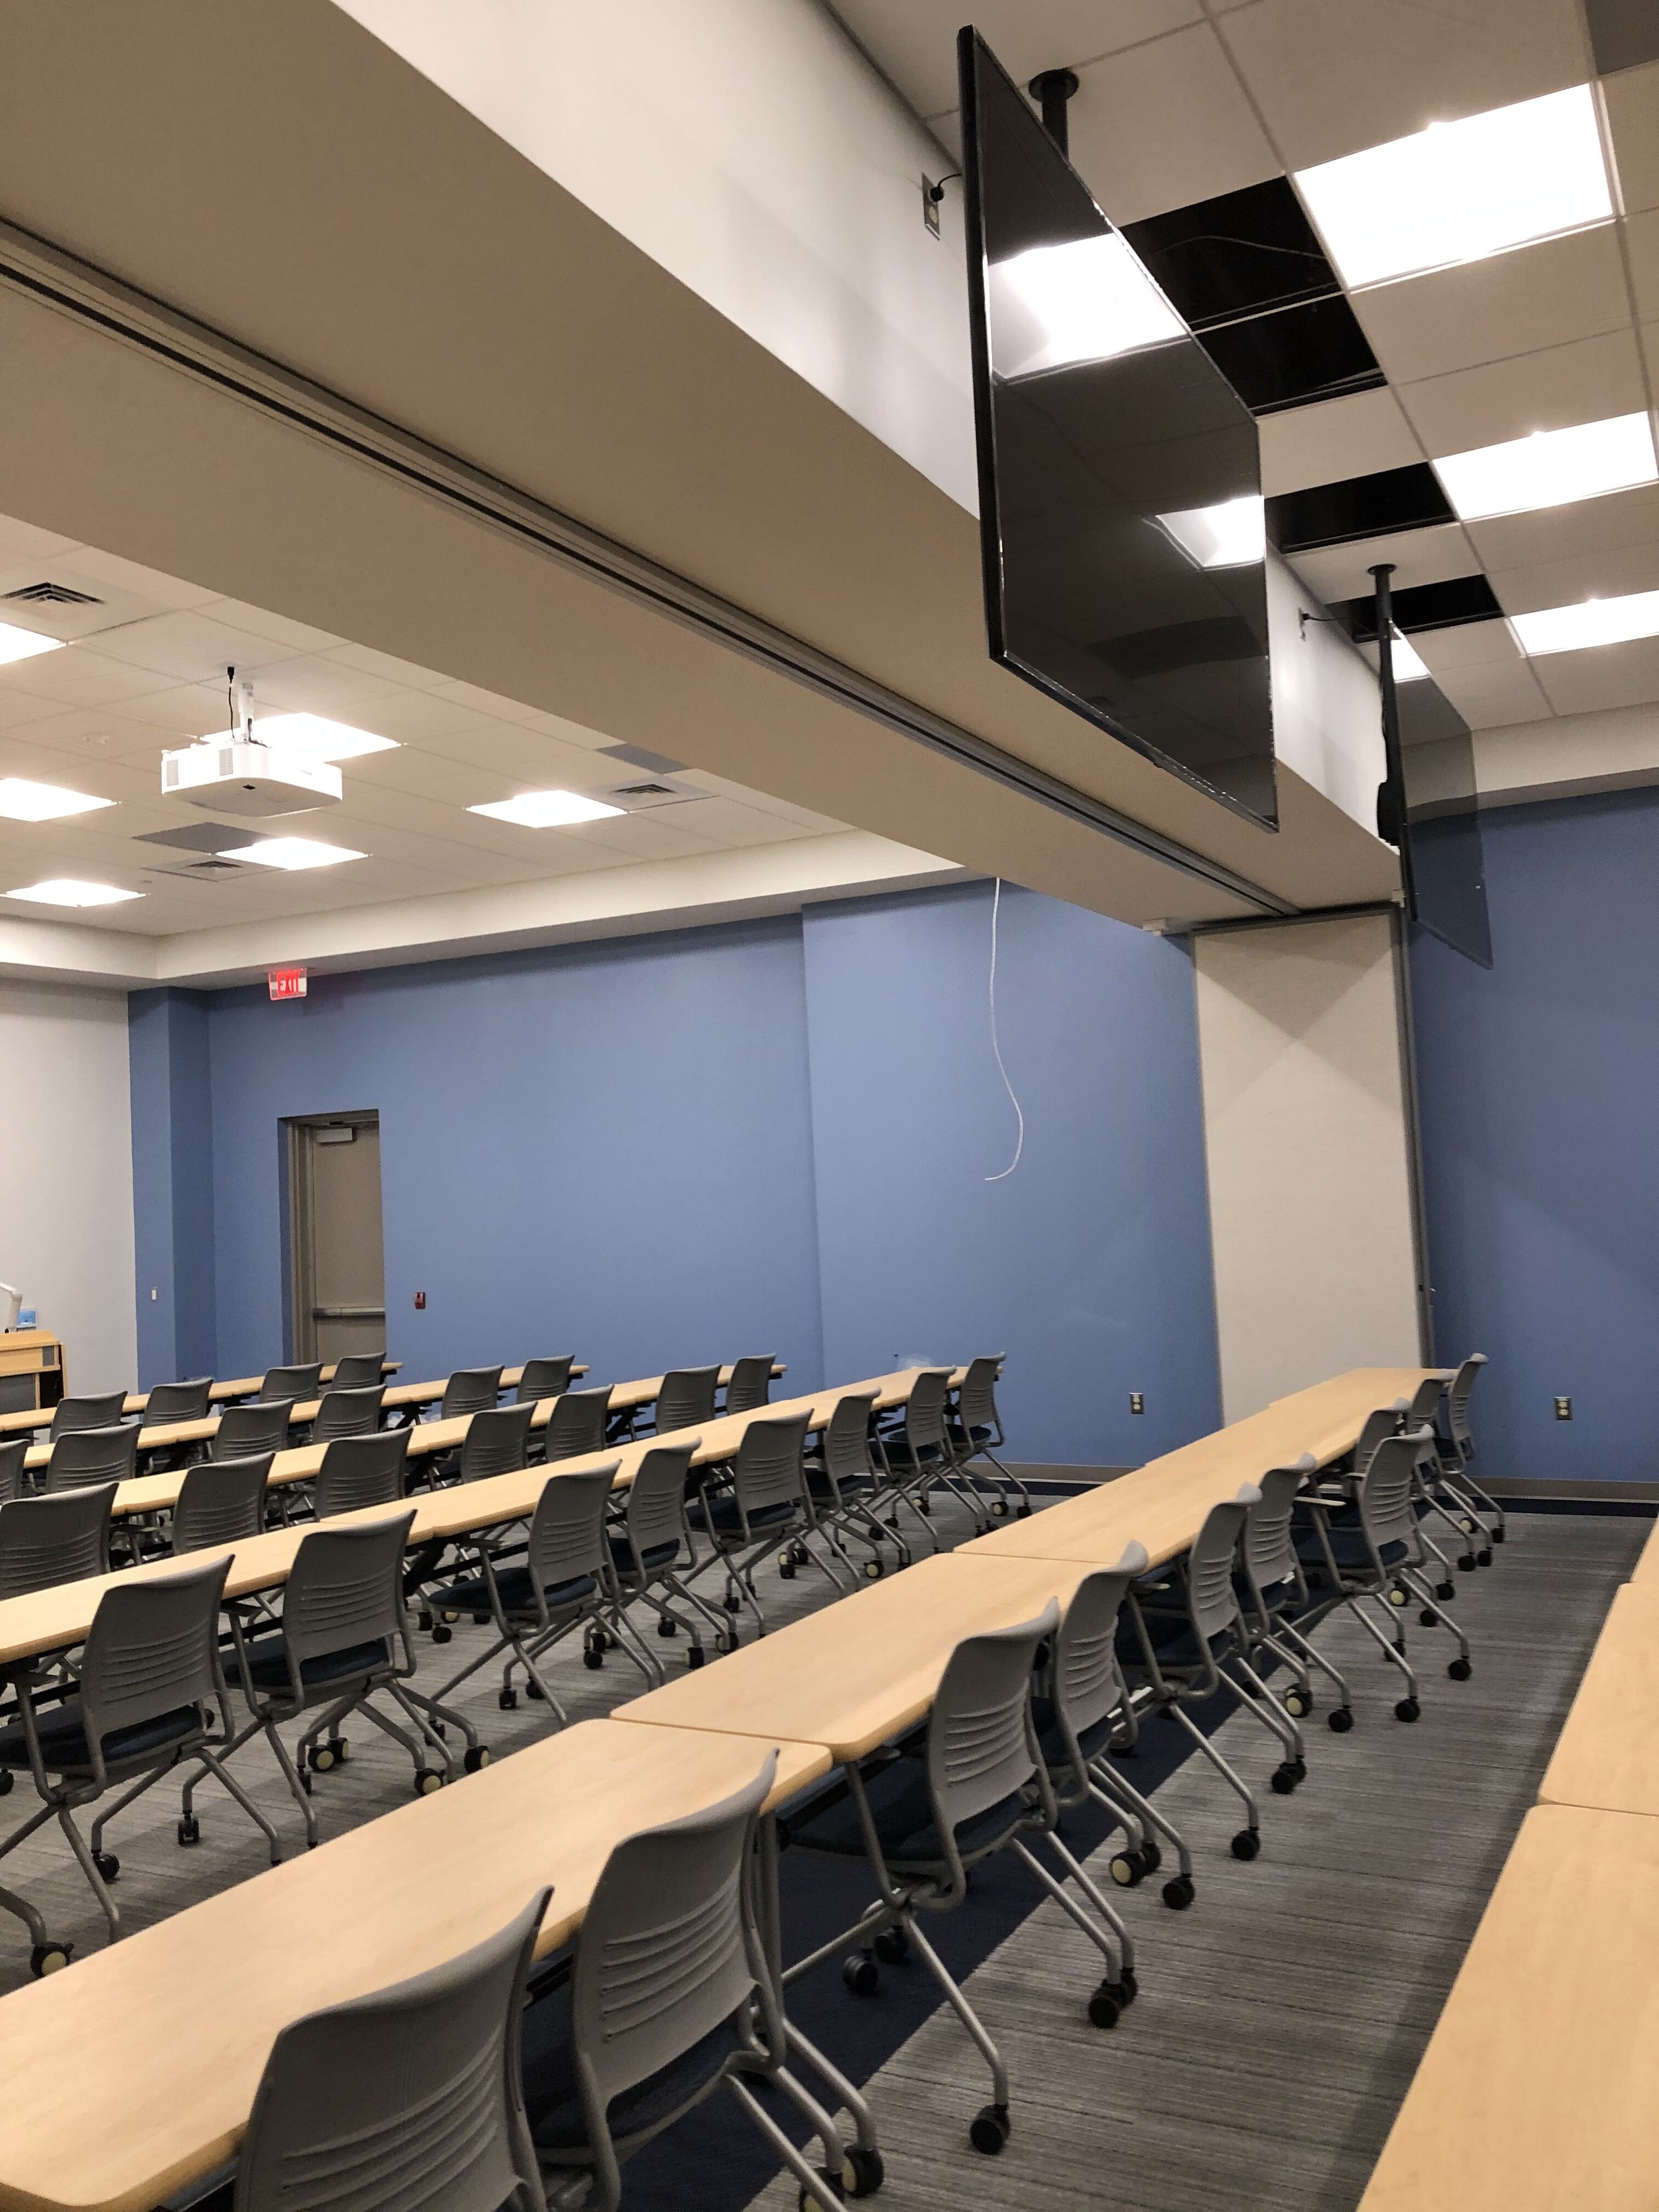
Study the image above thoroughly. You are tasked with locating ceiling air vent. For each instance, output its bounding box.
[155,857,248,879]
[613,781,676,798]
[4,581,103,607]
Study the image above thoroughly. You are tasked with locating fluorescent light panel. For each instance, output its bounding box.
[467,790,625,827]
[201,713,397,763]
[0,778,115,822]
[1158,496,1265,570]
[219,837,365,870]
[1511,589,1659,657]
[987,232,1186,378]
[0,622,66,669]
[1436,413,1658,521]
[4,878,142,906]
[1296,84,1611,290]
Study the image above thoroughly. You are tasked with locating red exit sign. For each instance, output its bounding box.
[268,966,308,1002]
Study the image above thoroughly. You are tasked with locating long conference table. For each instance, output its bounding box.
[0,1362,405,1439]
[0,1362,1441,2212]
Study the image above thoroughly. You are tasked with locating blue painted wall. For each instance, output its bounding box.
[127,987,217,1386]
[1411,787,1659,1483]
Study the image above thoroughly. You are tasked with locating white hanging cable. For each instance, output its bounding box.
[985,877,1025,1182]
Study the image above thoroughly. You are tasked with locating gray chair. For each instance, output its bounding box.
[213,1399,296,1462]
[172,1454,274,1554]
[609,1440,731,1663]
[310,1385,386,1443]
[1430,1354,1503,1556]
[440,1367,505,1419]
[0,1440,25,1506]
[0,1483,115,1599]
[48,1392,128,1440]
[1237,1460,1355,1734]
[687,1409,825,1635]
[44,1423,138,1496]
[723,1356,776,1415]
[236,1890,548,2212]
[328,1353,386,1390]
[946,1356,1030,1520]
[802,1389,899,1578]
[142,1378,214,1425]
[0,1553,280,1973]
[872,1369,973,1545]
[314,1429,410,1519]
[654,1366,720,1435]
[258,1364,323,1403]
[516,1357,575,1407]
[458,1404,535,1484]
[787,1602,1124,2154]
[540,1387,613,1465]
[522,1753,856,2211]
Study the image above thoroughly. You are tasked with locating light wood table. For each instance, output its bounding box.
[1537,1580,1659,1819]
[0,1718,828,2212]
[0,1360,407,1438]
[1358,1803,1659,2211]
[1630,1514,1659,1585]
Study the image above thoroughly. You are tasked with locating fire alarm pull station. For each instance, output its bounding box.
[414,1291,426,1310]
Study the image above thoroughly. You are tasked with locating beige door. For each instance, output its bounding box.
[287,1118,386,1363]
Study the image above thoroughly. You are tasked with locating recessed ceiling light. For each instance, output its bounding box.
[217,837,366,870]
[4,878,142,906]
[1157,496,1265,570]
[1295,84,1611,290]
[0,777,116,822]
[467,790,626,827]
[988,233,1186,378]
[1510,589,1659,657]
[0,622,66,669]
[200,713,397,763]
[1435,413,1658,522]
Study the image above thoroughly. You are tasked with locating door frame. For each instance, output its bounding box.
[281,1110,383,1363]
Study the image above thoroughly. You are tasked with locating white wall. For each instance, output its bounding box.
[1194,912,1425,1421]
[0,979,137,1391]
[1267,551,1389,837]
[334,0,979,512]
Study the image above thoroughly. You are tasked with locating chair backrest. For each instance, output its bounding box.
[235,1891,548,2212]
[1186,1486,1258,1640]
[516,1356,574,1406]
[902,1368,953,1453]
[1446,1353,1487,1452]
[78,1553,232,1764]
[459,1403,534,1484]
[440,1367,504,1420]
[1241,1458,1316,1594]
[1359,1429,1430,1554]
[955,1356,1006,1438]
[329,1353,387,1391]
[259,1364,323,1403]
[48,1391,128,1440]
[310,1385,386,1443]
[526,1464,617,1597]
[543,1386,612,1464]
[1352,1398,1409,1475]
[1053,1546,1147,1747]
[0,1483,115,1599]
[731,1409,810,1521]
[819,1390,879,1488]
[655,1367,721,1434]
[0,1438,25,1506]
[621,1441,698,1565]
[723,1356,776,1415]
[927,1602,1056,1840]
[280,1513,415,1669]
[143,1378,214,1425]
[571,1756,775,2131]
[315,1430,410,1519]
[1404,1374,1444,1425]
[173,1454,274,1554]
[213,1400,295,1462]
[45,1423,138,1494]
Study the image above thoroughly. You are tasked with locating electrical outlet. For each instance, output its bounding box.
[1129,1392,1144,1415]
[1554,1395,1572,1420]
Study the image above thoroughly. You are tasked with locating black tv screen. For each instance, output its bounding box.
[958,27,1278,827]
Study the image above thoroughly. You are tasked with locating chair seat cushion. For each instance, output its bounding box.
[788,1755,1026,1867]
[608,1535,679,1576]
[1031,1695,1117,1771]
[521,1972,741,2152]
[803,1465,872,1499]
[231,1637,391,1693]
[431,1568,596,1617]
[0,1701,203,1774]
[686,1497,797,1535]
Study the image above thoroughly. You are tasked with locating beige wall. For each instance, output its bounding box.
[1194,911,1425,1421]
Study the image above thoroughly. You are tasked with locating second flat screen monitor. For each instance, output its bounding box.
[959,28,1278,828]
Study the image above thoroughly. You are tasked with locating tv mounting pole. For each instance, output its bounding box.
[1028,67,1079,155]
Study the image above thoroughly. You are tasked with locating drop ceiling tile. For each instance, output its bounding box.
[320,642,455,692]
[0,652,175,710]
[1433,659,1555,727]
[1463,481,1659,573]
[244,658,417,718]
[426,680,540,723]
[834,0,1202,122]
[1625,208,1659,320]
[1531,635,1659,713]
[1487,534,1659,612]
[418,724,625,787]
[0,518,80,567]
[1413,618,1524,673]
[1350,227,1629,387]
[1064,25,1279,226]
[0,683,69,730]
[1215,0,1588,170]
[99,683,226,741]
[1396,328,1647,453]
[1288,520,1481,603]
[207,599,346,655]
[60,547,221,611]
[79,610,309,682]
[1257,385,1426,495]
[1605,61,1659,212]
[1644,320,1659,386]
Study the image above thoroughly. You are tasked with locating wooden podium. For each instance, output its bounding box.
[0,1330,65,1416]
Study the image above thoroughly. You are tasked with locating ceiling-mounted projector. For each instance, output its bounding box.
[160,669,343,817]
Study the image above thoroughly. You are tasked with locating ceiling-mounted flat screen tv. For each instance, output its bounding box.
[958,26,1278,828]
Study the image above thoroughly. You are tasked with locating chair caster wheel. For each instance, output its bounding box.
[308,1742,335,1773]
[1458,1556,1476,1572]
[1436,1581,1455,1600]
[779,1559,796,1581]
[840,2143,883,2197]
[1283,1689,1311,1718]
[656,1616,678,1637]
[687,1645,707,1669]
[178,1815,201,1846]
[1138,1837,1161,1872]
[872,1926,910,1965]
[842,1950,879,1996]
[414,1769,443,1795]
[498,1688,518,1711]
[526,1678,545,1701]
[1271,1763,1297,1796]
[0,1769,12,1795]
[1328,1706,1355,1733]
[1387,1585,1408,1607]
[715,1630,740,1655]
[863,1560,883,1579]
[431,1625,453,1645]
[1015,1502,1032,1518]
[1419,1609,1440,1627]
[1395,1696,1421,1723]
[92,1850,119,1882]
[1087,1983,1120,2029]
[1119,1966,1138,2002]
[798,2177,844,2211]
[1477,1548,1492,1567]
[1109,1850,1143,1887]
[583,1646,605,1670]
[969,2104,1010,2155]
[1232,1829,1261,1861]
[1161,1874,1195,1910]
[990,1498,1007,1517]
[1448,1657,1472,1681]
[464,1746,491,1773]
[30,1942,71,1977]
[1492,1525,1505,1543]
